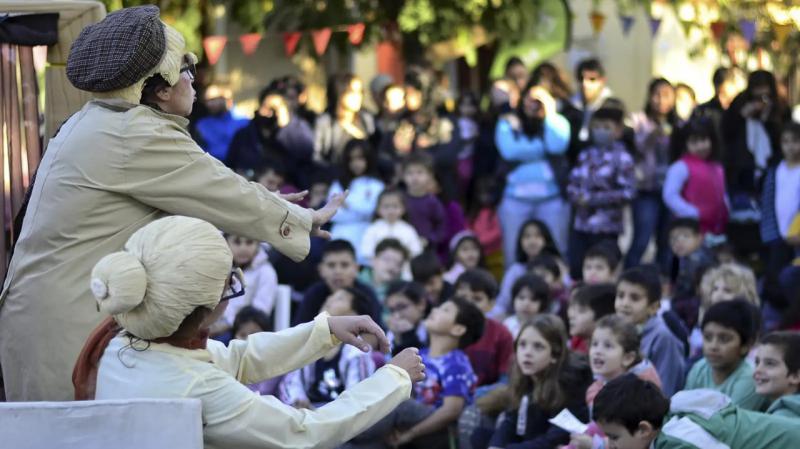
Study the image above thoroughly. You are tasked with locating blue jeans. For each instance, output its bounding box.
[499,195,570,268]
[625,191,672,274]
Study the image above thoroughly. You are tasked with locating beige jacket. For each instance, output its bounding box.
[96,314,412,449]
[0,99,312,401]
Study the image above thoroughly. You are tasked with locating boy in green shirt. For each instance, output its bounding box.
[685,299,770,411]
[593,374,800,449]
[754,331,800,418]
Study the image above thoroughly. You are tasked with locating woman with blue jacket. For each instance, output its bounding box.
[495,85,571,267]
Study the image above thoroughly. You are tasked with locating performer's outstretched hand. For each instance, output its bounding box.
[388,348,426,382]
[328,314,390,353]
[310,190,348,239]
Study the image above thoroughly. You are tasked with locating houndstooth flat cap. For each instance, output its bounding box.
[67,5,166,92]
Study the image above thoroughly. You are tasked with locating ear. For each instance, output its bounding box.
[450,323,466,339]
[155,85,172,102]
[787,370,800,390]
[622,351,637,369]
[634,420,659,441]
[647,300,661,316]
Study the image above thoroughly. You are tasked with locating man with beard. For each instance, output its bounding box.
[226,82,315,188]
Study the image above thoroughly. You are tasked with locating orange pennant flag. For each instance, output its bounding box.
[239,33,261,56]
[590,11,606,35]
[312,28,333,55]
[348,23,366,45]
[283,32,302,57]
[203,36,227,65]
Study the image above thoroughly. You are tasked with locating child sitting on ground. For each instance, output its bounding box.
[358,238,409,303]
[385,281,430,356]
[582,241,622,285]
[444,231,485,284]
[567,283,618,354]
[568,314,662,449]
[411,251,454,307]
[502,274,551,338]
[455,269,514,387]
[494,219,560,318]
[592,374,800,449]
[753,331,800,418]
[403,153,448,253]
[283,287,377,409]
[231,306,286,398]
[668,217,716,329]
[530,253,570,315]
[210,234,277,342]
[616,266,687,397]
[685,299,769,411]
[486,315,593,449]
[360,187,424,264]
[345,297,485,449]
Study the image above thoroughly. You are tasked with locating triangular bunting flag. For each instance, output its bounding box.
[680,20,693,38]
[203,36,227,65]
[282,32,302,57]
[710,21,726,40]
[775,23,793,46]
[649,17,662,37]
[312,28,333,55]
[620,15,635,36]
[590,11,607,35]
[239,33,261,56]
[347,23,366,45]
[739,19,756,44]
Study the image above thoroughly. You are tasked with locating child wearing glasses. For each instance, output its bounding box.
[210,234,278,343]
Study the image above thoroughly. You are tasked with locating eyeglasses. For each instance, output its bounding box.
[221,268,245,302]
[180,63,196,81]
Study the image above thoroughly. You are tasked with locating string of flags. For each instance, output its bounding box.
[201,23,368,65]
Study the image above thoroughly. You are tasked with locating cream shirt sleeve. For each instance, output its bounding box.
[207,313,339,384]
[199,363,412,449]
[116,112,313,262]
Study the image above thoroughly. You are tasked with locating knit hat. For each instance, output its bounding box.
[67,5,197,103]
[90,216,232,340]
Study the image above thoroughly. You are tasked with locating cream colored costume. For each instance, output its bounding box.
[0,18,312,401]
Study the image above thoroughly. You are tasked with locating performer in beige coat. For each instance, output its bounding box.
[0,6,342,401]
[86,216,424,449]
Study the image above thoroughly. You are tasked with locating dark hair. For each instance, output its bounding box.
[745,70,787,121]
[759,331,800,374]
[515,219,560,263]
[232,306,273,337]
[591,107,625,125]
[530,61,573,101]
[258,83,284,107]
[403,152,435,175]
[342,286,373,316]
[601,97,628,115]
[411,252,443,283]
[375,237,410,260]
[595,315,642,367]
[644,78,678,124]
[618,266,661,305]
[140,54,195,109]
[584,240,622,272]
[675,82,696,101]
[575,58,605,80]
[593,374,670,433]
[339,139,378,188]
[571,283,617,320]
[510,314,571,412]
[668,217,701,235]
[448,296,486,348]
[321,239,357,260]
[326,73,360,114]
[782,121,800,141]
[386,280,428,305]
[505,56,525,73]
[529,254,561,280]
[455,269,498,299]
[252,157,288,181]
[373,187,408,221]
[702,299,761,346]
[672,116,722,162]
[712,67,731,90]
[512,274,551,312]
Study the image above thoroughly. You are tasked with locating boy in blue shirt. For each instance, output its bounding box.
[616,267,687,396]
[593,374,800,449]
